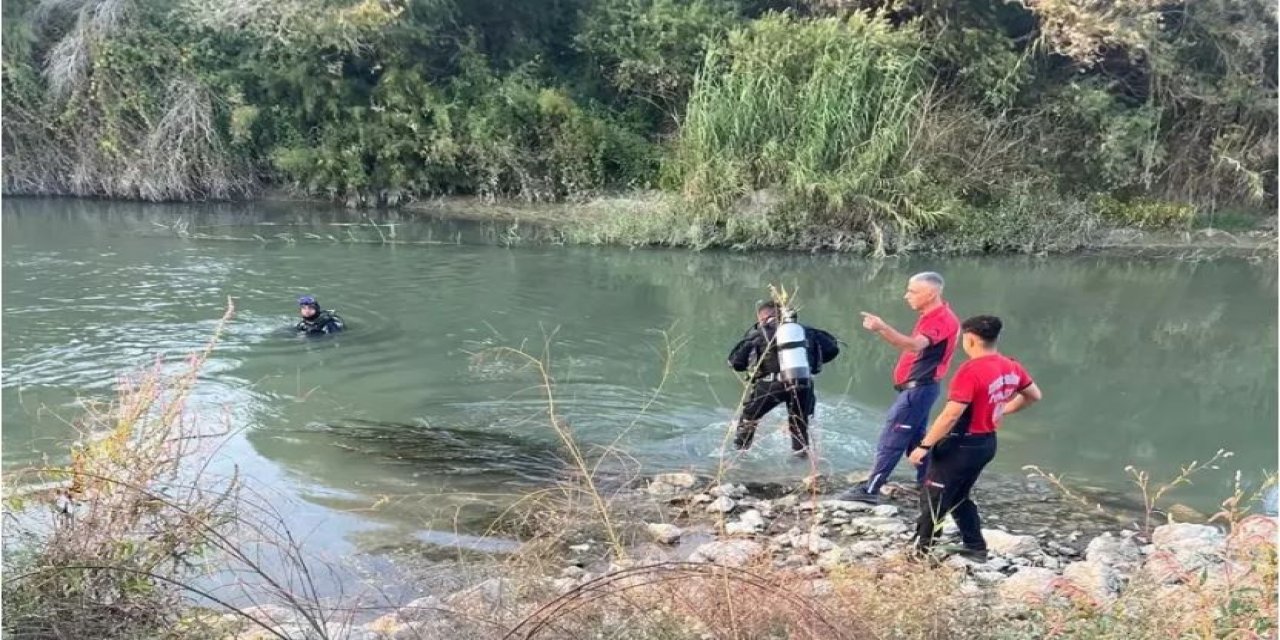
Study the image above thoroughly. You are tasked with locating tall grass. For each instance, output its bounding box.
[669,13,948,253]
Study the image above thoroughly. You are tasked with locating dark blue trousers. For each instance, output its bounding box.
[864,384,940,494]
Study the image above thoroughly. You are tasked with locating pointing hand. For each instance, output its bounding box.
[860,312,886,332]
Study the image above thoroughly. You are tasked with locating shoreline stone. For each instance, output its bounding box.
[324,473,1274,640]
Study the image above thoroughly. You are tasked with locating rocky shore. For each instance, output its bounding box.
[206,472,1278,640]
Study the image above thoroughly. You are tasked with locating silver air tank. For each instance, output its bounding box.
[776,307,811,382]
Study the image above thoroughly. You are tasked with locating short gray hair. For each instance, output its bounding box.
[909,271,945,291]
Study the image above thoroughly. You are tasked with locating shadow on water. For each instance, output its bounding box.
[310,418,566,485]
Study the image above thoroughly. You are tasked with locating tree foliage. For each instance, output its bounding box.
[2,0,1274,232]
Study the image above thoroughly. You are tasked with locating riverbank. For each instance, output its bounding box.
[186,470,1278,640]
[260,190,1278,259]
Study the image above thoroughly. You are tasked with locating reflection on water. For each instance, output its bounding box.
[3,197,1276,557]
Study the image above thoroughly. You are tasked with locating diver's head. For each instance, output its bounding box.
[755,299,780,327]
[298,295,320,320]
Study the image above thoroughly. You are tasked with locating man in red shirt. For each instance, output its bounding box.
[841,272,960,504]
[908,315,1042,559]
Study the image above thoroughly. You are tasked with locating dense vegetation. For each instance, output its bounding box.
[3,0,1275,250]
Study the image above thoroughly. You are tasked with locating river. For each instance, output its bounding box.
[3,196,1276,564]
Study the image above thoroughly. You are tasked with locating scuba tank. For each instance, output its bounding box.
[775,307,811,382]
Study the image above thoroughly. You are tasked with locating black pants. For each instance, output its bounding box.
[914,433,997,552]
[733,380,815,451]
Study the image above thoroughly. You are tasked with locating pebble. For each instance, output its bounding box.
[706,496,736,514]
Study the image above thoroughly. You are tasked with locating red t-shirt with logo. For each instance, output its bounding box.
[947,354,1034,435]
[892,303,960,386]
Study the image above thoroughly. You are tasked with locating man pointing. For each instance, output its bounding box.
[842,272,959,504]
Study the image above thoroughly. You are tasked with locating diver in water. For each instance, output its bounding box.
[726,300,840,456]
[295,295,344,335]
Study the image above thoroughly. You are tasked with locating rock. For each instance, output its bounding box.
[782,552,808,567]
[974,571,1006,585]
[1152,523,1225,553]
[690,540,765,567]
[647,482,679,496]
[1166,503,1206,523]
[792,565,825,579]
[652,472,698,489]
[1039,556,1061,570]
[998,567,1059,604]
[1062,560,1122,603]
[796,534,836,554]
[875,522,910,536]
[820,500,875,513]
[706,496,737,514]
[560,566,587,579]
[755,499,775,517]
[444,578,526,615]
[847,517,907,535]
[847,541,886,557]
[775,495,800,509]
[725,510,766,536]
[690,493,713,504]
[983,529,1041,557]
[568,543,591,553]
[1265,486,1278,516]
[646,523,683,545]
[738,496,760,508]
[1152,524,1228,581]
[981,556,1011,572]
[1227,515,1277,549]
[552,577,578,594]
[816,548,854,570]
[1085,533,1142,571]
[1049,542,1078,557]
[710,483,747,499]
[739,509,766,530]
[871,505,900,518]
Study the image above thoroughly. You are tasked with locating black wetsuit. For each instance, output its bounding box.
[727,322,838,451]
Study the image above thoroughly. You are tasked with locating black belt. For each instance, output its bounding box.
[893,379,937,392]
[951,431,995,440]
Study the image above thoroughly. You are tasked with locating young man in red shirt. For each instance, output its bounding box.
[842,272,960,504]
[908,315,1043,560]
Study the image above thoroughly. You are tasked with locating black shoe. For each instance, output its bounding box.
[940,544,989,562]
[836,488,882,505]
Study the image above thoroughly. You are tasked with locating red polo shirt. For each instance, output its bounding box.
[892,302,960,386]
[947,353,1034,435]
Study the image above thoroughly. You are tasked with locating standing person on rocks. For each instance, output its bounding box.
[908,315,1042,560]
[727,300,840,457]
[840,272,960,504]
